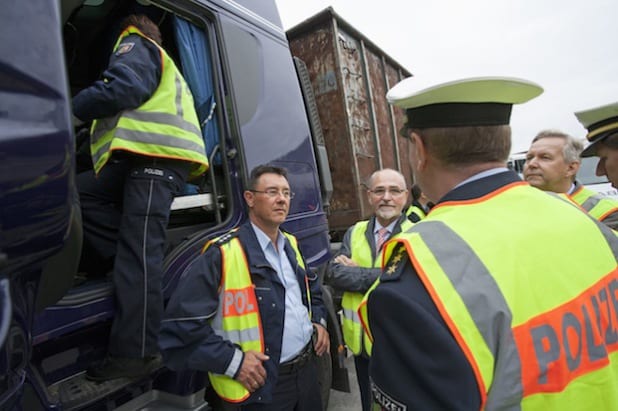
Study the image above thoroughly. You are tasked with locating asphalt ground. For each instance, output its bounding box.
[327,354,361,411]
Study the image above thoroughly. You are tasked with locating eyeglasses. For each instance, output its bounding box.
[250,189,295,199]
[369,188,407,197]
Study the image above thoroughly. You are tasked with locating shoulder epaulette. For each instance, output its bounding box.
[201,228,240,253]
[381,243,408,280]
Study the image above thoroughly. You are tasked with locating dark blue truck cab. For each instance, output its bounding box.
[0,0,346,409]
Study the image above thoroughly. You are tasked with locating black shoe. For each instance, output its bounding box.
[86,354,162,382]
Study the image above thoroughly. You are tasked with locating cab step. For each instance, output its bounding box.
[49,372,132,410]
[49,372,210,410]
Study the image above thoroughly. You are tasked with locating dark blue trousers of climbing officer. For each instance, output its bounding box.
[76,154,189,380]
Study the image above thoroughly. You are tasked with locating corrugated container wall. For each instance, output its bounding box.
[287,7,413,239]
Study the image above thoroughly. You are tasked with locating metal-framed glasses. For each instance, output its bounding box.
[369,188,407,198]
[250,189,295,199]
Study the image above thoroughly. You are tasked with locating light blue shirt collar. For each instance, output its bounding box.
[567,183,576,195]
[251,222,283,254]
[250,222,312,362]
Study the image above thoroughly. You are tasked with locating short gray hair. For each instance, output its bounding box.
[532,129,584,163]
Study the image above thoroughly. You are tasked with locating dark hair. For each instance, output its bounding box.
[411,125,511,167]
[410,184,422,202]
[121,14,162,46]
[248,165,288,189]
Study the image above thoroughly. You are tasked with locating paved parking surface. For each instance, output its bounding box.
[327,354,361,410]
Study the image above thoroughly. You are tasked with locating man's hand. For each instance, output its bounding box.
[236,350,269,392]
[313,323,330,356]
[333,254,358,267]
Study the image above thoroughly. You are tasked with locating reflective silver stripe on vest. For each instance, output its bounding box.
[580,195,603,213]
[343,307,361,323]
[92,127,206,162]
[210,290,261,344]
[218,326,261,344]
[122,110,201,136]
[596,221,618,254]
[91,114,122,146]
[413,221,523,410]
[174,74,183,117]
[91,75,199,165]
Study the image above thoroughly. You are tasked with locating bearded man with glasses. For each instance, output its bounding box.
[326,168,414,411]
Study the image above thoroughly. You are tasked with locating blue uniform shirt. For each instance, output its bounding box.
[72,33,162,121]
[251,223,313,362]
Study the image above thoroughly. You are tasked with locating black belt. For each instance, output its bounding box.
[278,341,314,374]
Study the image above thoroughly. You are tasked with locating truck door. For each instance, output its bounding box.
[0,1,75,408]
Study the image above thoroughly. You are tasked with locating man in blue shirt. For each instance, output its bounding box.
[160,165,329,410]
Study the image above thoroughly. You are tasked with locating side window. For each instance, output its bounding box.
[172,17,221,168]
[166,16,228,225]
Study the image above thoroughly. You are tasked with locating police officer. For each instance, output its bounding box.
[523,129,618,229]
[365,76,618,410]
[576,101,618,190]
[160,165,329,411]
[406,183,432,222]
[72,14,208,380]
[328,168,412,411]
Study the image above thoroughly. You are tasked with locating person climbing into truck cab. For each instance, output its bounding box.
[72,13,209,381]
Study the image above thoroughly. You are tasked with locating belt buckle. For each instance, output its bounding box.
[279,343,312,374]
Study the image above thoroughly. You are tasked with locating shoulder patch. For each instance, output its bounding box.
[408,212,421,223]
[115,42,135,56]
[201,228,239,253]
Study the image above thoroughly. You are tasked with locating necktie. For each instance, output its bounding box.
[376,227,389,251]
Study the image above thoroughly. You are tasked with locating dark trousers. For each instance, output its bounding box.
[214,357,323,411]
[354,355,371,411]
[77,156,188,358]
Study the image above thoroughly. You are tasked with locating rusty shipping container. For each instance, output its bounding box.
[287,7,413,240]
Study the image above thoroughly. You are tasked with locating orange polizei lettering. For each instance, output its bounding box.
[513,270,618,396]
[223,286,258,317]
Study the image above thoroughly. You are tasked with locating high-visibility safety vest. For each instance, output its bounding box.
[371,182,618,409]
[90,26,209,179]
[206,230,308,403]
[406,204,426,222]
[342,219,412,356]
[571,184,618,222]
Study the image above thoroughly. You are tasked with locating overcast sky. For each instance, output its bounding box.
[273,0,618,153]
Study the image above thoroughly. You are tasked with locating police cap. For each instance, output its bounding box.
[387,76,543,134]
[575,102,618,157]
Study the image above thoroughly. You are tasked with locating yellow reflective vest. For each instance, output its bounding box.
[206,231,308,403]
[342,218,412,356]
[90,25,209,179]
[570,183,618,222]
[375,181,618,409]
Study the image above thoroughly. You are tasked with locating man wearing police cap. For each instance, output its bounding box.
[363,76,618,410]
[576,101,618,189]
